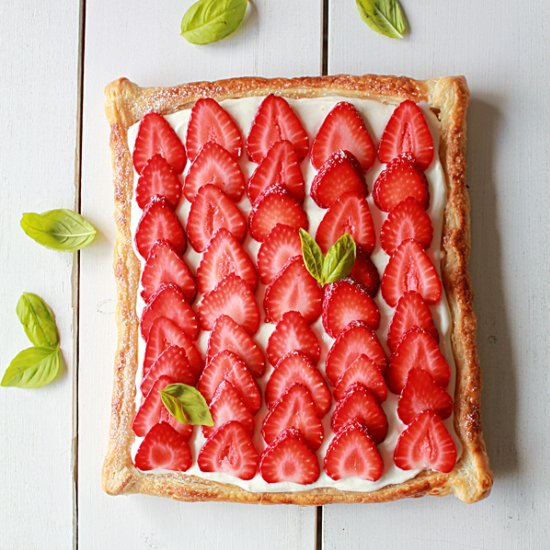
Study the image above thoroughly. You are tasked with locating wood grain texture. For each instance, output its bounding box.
[324,1,550,549]
[0,1,80,549]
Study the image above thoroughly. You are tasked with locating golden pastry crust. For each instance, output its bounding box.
[102,74,492,504]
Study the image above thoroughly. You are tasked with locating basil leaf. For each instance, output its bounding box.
[322,234,357,285]
[160,383,214,426]
[299,229,324,284]
[1,347,63,388]
[181,0,248,45]
[356,0,408,39]
[21,209,97,252]
[16,292,59,348]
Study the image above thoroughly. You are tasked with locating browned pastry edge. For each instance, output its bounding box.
[102,74,493,504]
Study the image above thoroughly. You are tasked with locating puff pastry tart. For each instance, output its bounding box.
[102,74,492,504]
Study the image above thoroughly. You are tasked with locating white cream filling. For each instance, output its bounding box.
[126,95,460,492]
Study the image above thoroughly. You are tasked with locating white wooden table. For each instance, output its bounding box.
[1,1,549,548]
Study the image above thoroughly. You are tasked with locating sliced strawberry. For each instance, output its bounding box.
[378,100,434,170]
[198,274,260,335]
[331,383,388,443]
[141,240,196,303]
[136,154,182,209]
[197,350,261,413]
[311,151,367,208]
[387,291,439,352]
[387,328,450,394]
[134,422,192,472]
[133,113,186,174]
[263,257,323,324]
[257,224,302,284]
[135,197,186,259]
[351,248,380,296]
[140,284,198,341]
[373,155,429,212]
[158,406,194,440]
[326,321,387,385]
[202,380,254,438]
[311,102,375,171]
[132,375,172,437]
[398,368,453,425]
[186,184,246,252]
[249,184,308,242]
[381,239,442,307]
[316,192,375,254]
[394,410,456,473]
[381,198,433,254]
[198,420,259,480]
[143,317,203,376]
[206,315,265,377]
[262,384,324,450]
[323,420,383,481]
[247,140,305,204]
[197,228,257,295]
[246,95,309,163]
[322,278,380,337]
[267,310,321,366]
[334,354,387,402]
[265,351,331,416]
[259,427,320,484]
[186,98,243,161]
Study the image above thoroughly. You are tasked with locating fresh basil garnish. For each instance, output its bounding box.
[160,383,214,426]
[299,228,324,283]
[1,346,63,388]
[356,0,408,39]
[16,292,59,348]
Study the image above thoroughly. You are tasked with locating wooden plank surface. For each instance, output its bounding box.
[0,1,81,549]
[324,2,550,549]
[78,1,321,549]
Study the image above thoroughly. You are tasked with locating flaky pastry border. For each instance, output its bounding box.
[102,74,492,504]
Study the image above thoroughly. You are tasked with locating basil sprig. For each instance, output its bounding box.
[160,383,214,426]
[356,0,408,39]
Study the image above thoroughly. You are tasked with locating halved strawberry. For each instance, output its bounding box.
[378,100,434,170]
[198,274,260,335]
[247,140,305,204]
[198,420,259,480]
[133,113,186,174]
[351,248,380,296]
[267,311,321,366]
[381,239,442,307]
[311,102,375,171]
[257,224,302,284]
[387,291,439,352]
[323,420,383,481]
[183,142,245,202]
[263,257,323,324]
[186,98,243,161]
[381,198,433,254]
[186,184,246,252]
[310,151,367,208]
[141,240,196,303]
[398,368,453,425]
[387,328,450,394]
[373,155,429,212]
[326,321,387,385]
[259,427,320,484]
[265,351,331,416]
[334,354,387,402]
[158,406,194,439]
[249,184,308,242]
[316,192,375,254]
[331,383,388,443]
[197,350,261,413]
[197,228,257,295]
[202,380,255,438]
[135,197,186,259]
[143,317,203,376]
[134,422,192,472]
[394,410,456,473]
[207,315,265,377]
[322,278,380,337]
[140,284,198,341]
[132,375,172,437]
[136,154,182,209]
[246,95,309,163]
